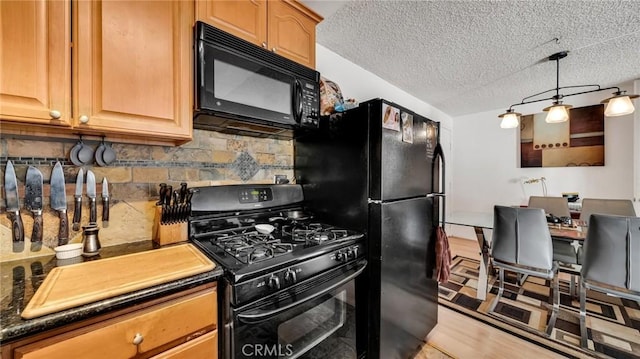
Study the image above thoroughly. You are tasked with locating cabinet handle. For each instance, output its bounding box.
[132,333,144,345]
[262,42,267,48]
[49,110,61,119]
[79,115,89,124]
[272,47,277,53]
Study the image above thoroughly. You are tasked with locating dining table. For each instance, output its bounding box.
[446,211,586,300]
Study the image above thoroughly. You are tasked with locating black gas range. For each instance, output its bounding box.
[188,184,367,359]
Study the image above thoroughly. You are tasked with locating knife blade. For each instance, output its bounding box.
[4,161,24,252]
[86,170,97,225]
[25,166,44,251]
[50,162,69,245]
[102,177,109,227]
[72,168,83,231]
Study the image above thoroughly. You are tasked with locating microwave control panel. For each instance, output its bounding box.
[299,78,320,129]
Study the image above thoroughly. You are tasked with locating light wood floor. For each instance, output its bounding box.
[421,236,573,359]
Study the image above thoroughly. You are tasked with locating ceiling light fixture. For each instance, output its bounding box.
[498,51,639,128]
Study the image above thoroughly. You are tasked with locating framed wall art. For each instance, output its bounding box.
[520,104,604,167]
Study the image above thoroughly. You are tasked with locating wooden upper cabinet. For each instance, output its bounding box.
[267,0,319,69]
[73,0,193,140]
[196,0,267,47]
[196,0,322,68]
[0,0,72,126]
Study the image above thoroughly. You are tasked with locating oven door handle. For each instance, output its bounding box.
[237,260,367,323]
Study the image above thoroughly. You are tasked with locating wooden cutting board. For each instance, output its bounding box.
[21,244,215,319]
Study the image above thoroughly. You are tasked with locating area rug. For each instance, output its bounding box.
[438,256,640,359]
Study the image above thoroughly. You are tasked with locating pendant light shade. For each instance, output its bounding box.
[498,50,639,128]
[498,109,521,128]
[601,92,639,117]
[543,102,572,123]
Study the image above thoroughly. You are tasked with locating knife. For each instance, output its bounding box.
[4,161,24,252]
[179,182,188,204]
[157,183,167,206]
[72,168,83,231]
[86,170,97,225]
[163,185,172,224]
[50,161,69,246]
[102,177,109,228]
[25,166,44,251]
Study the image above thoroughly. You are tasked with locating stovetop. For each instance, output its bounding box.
[189,208,364,283]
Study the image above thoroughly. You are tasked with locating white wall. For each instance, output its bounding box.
[315,44,453,130]
[448,83,636,238]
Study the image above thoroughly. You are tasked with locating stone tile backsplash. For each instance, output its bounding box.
[0,130,293,262]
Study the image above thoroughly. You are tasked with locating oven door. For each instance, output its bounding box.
[231,259,366,359]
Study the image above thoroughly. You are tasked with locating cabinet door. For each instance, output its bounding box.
[0,0,71,126]
[267,0,321,68]
[150,330,217,359]
[196,0,267,47]
[73,0,192,140]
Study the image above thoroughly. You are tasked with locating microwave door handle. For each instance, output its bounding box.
[198,42,205,88]
[294,79,303,123]
[237,260,367,323]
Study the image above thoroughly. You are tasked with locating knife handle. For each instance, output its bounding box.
[73,196,82,231]
[89,197,97,225]
[102,197,110,227]
[7,211,24,243]
[157,183,167,205]
[164,185,173,206]
[58,210,69,246]
[31,210,43,243]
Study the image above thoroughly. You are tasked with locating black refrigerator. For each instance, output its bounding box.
[294,98,442,359]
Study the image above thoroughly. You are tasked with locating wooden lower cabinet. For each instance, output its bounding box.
[6,284,217,359]
[150,330,217,359]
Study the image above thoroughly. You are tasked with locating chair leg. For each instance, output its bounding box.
[488,267,504,314]
[517,273,529,286]
[580,280,588,348]
[569,274,576,297]
[546,272,559,336]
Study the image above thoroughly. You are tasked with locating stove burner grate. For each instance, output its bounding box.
[213,231,294,263]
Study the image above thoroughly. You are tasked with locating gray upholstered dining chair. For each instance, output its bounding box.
[579,198,636,224]
[528,196,575,264]
[489,205,559,336]
[576,198,636,265]
[579,213,640,348]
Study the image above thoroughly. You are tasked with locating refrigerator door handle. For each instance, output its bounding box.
[432,143,446,226]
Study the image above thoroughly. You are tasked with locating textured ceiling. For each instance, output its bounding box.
[302,0,640,117]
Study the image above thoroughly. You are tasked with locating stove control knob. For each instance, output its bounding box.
[268,275,280,290]
[352,246,359,258]
[346,248,354,259]
[335,251,344,262]
[284,269,297,284]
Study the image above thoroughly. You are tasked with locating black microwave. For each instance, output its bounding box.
[194,21,320,139]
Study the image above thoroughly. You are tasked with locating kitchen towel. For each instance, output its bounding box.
[435,226,452,283]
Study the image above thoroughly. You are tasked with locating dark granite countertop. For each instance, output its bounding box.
[0,241,224,344]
